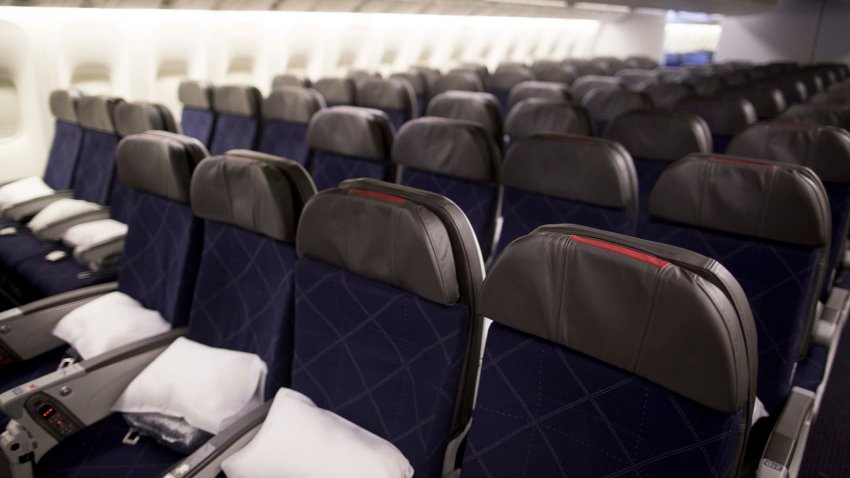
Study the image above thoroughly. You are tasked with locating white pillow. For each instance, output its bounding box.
[63,219,128,248]
[0,176,55,209]
[221,388,414,478]
[113,337,267,434]
[53,291,171,360]
[752,397,770,425]
[27,198,101,233]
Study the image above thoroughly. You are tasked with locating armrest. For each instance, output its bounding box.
[73,235,125,272]
[814,287,850,347]
[2,191,73,223]
[160,401,272,478]
[0,328,186,466]
[32,209,111,242]
[757,387,816,478]
[0,282,117,363]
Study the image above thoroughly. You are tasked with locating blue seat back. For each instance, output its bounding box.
[604,110,712,228]
[258,86,325,166]
[178,80,216,146]
[356,78,418,131]
[393,117,501,258]
[462,225,757,478]
[115,132,208,326]
[306,106,394,190]
[674,95,757,153]
[640,154,831,414]
[496,134,638,256]
[728,121,850,301]
[72,96,124,208]
[186,151,316,396]
[292,179,485,478]
[209,85,262,155]
[43,89,84,190]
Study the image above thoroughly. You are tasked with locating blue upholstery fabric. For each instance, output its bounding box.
[496,187,637,256]
[43,121,84,190]
[416,96,426,118]
[462,323,745,478]
[12,244,117,299]
[713,135,733,154]
[633,156,673,231]
[595,120,607,136]
[641,220,821,414]
[380,108,410,131]
[209,114,258,155]
[73,130,120,206]
[0,348,67,430]
[401,169,498,253]
[0,231,50,303]
[106,176,133,224]
[258,120,311,166]
[180,107,216,147]
[292,258,470,478]
[186,221,298,397]
[310,151,389,191]
[823,183,850,297]
[794,344,829,392]
[490,90,510,118]
[36,414,183,478]
[118,192,203,327]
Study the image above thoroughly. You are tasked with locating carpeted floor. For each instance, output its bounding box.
[800,318,850,477]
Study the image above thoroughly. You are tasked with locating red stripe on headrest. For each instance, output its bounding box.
[572,235,670,269]
[350,188,407,204]
[709,157,776,168]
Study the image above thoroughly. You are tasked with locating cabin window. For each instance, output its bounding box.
[226,57,254,84]
[71,63,112,95]
[155,60,188,117]
[0,73,20,139]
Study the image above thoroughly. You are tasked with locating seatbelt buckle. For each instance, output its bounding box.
[0,226,18,236]
[44,250,67,263]
[122,428,140,446]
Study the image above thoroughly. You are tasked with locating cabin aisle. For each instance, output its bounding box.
[801,321,850,477]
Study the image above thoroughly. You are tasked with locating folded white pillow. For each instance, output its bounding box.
[63,219,128,248]
[27,198,101,233]
[0,176,55,210]
[113,337,267,434]
[53,291,171,360]
[221,388,414,478]
[752,397,769,425]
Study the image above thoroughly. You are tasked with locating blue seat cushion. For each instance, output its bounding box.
[186,221,298,397]
[36,413,183,478]
[496,187,636,256]
[43,120,84,191]
[401,169,498,255]
[379,108,409,132]
[12,245,117,299]
[180,107,216,147]
[258,120,311,166]
[310,151,389,191]
[209,114,258,155]
[641,220,821,414]
[462,323,745,478]
[292,257,471,478]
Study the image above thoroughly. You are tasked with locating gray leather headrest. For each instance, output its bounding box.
[191,150,317,242]
[481,224,755,414]
[389,72,424,95]
[531,61,577,84]
[426,91,502,140]
[504,98,593,140]
[114,102,178,137]
[212,85,261,116]
[725,86,786,120]
[307,106,394,160]
[683,76,723,96]
[675,95,757,136]
[272,74,311,89]
[507,81,571,111]
[393,117,500,183]
[49,89,82,123]
[262,87,325,124]
[487,68,535,91]
[650,154,830,246]
[503,134,637,210]
[313,77,356,105]
[779,103,850,130]
[356,78,416,113]
[570,75,621,101]
[117,131,209,203]
[431,73,484,96]
[581,89,654,122]
[605,111,712,161]
[78,95,124,133]
[178,80,213,110]
[640,82,694,112]
[728,122,850,183]
[297,182,461,305]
